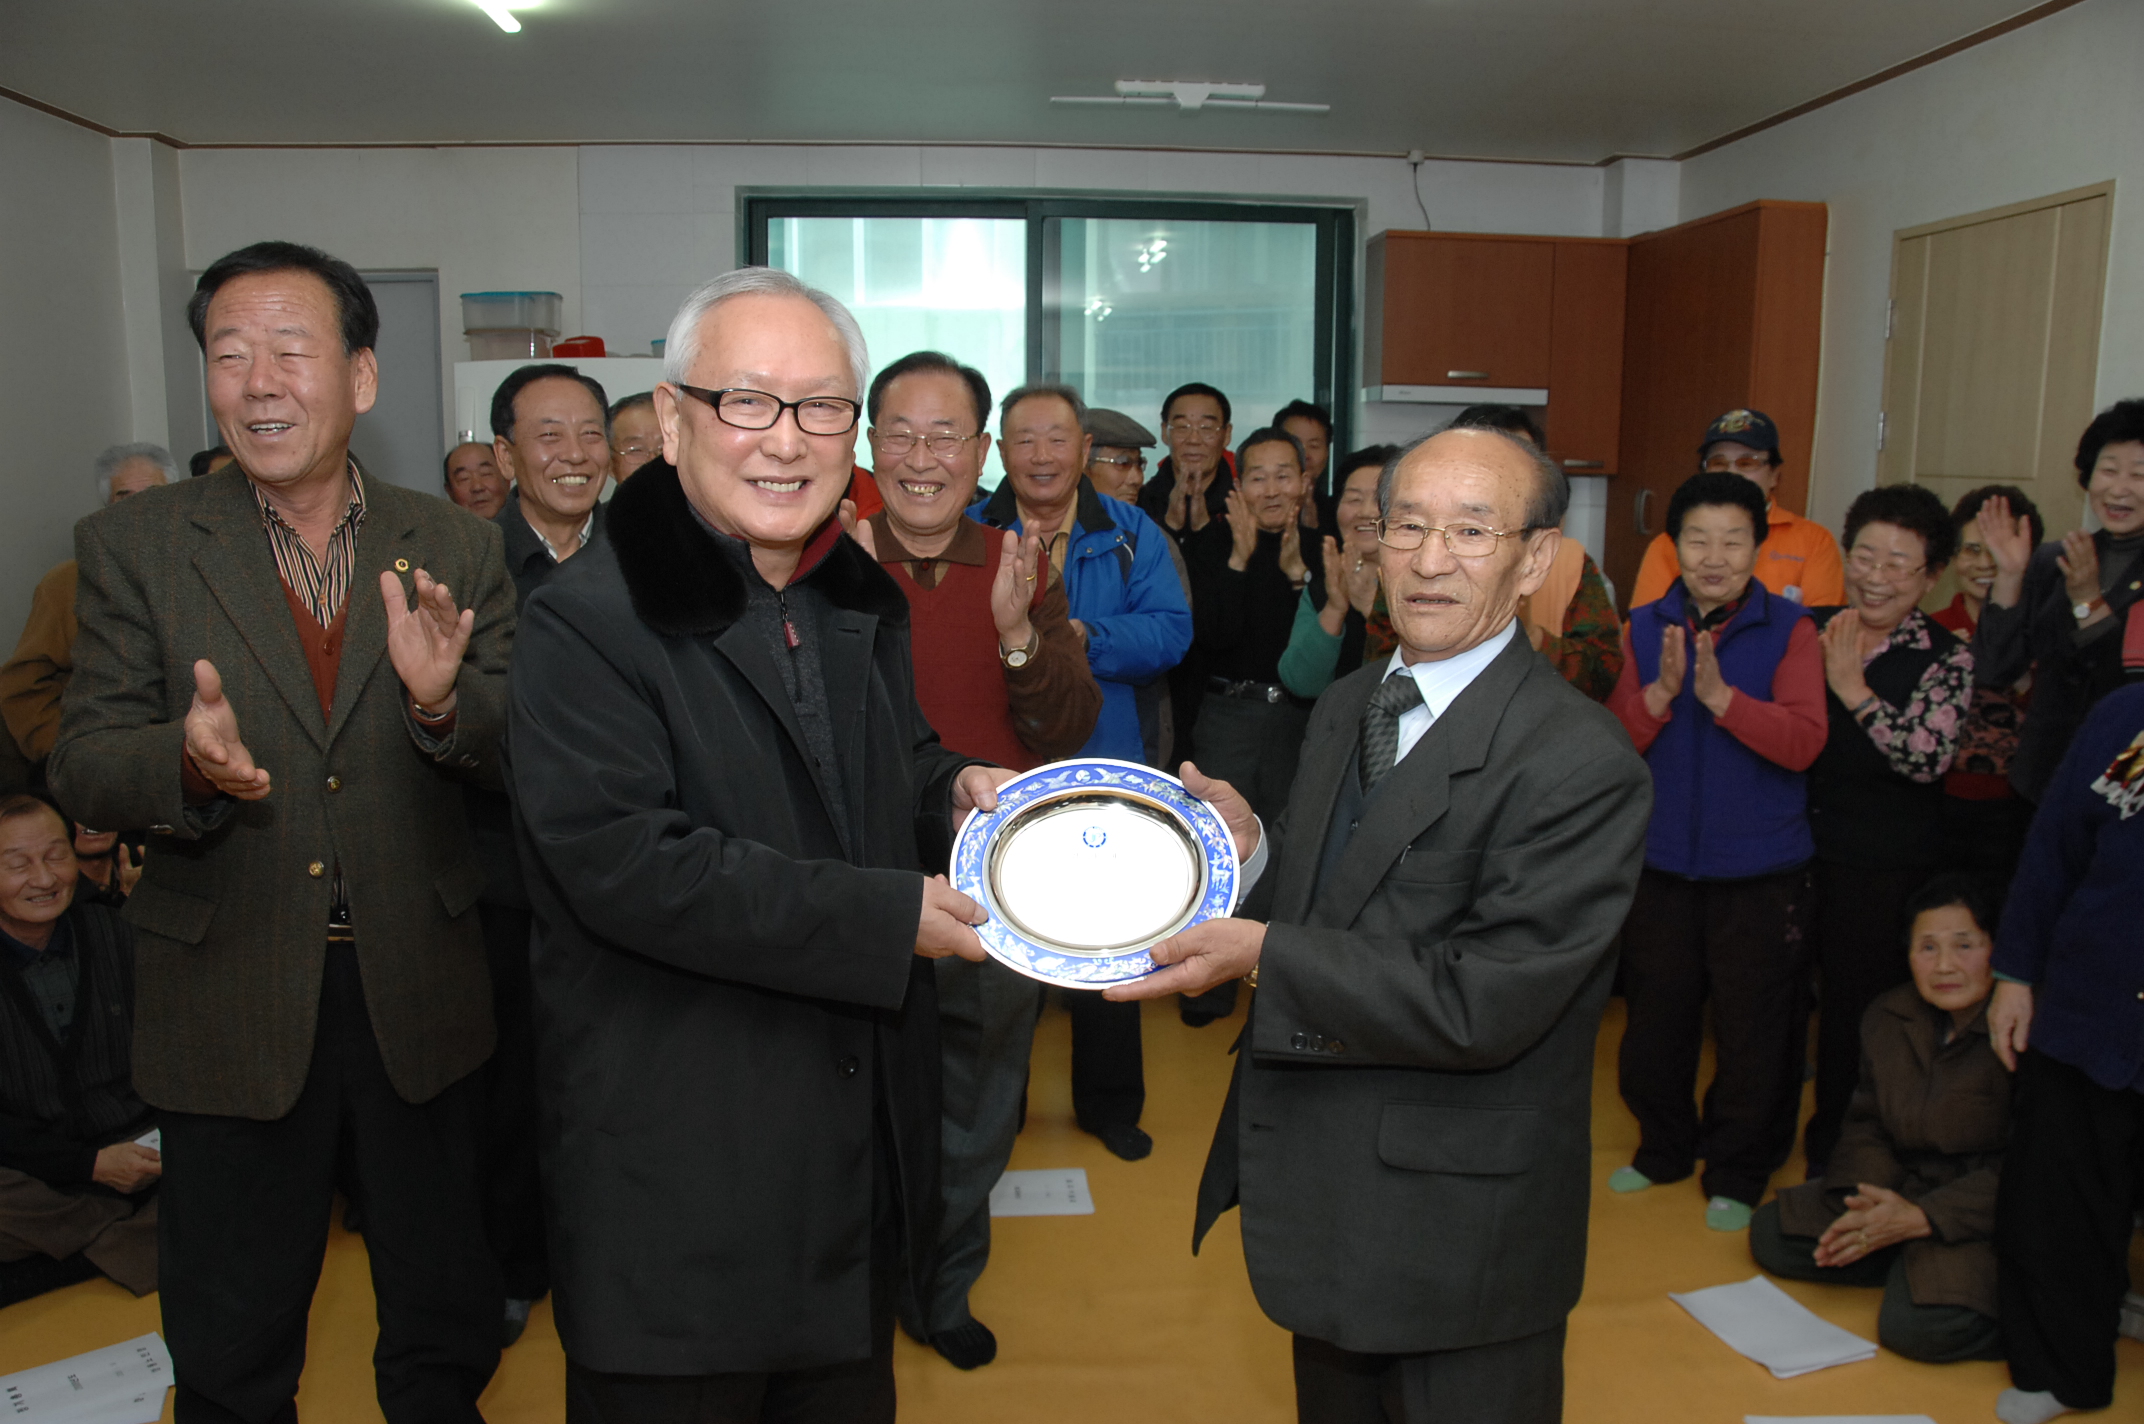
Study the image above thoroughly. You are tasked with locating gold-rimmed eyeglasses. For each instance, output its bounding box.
[674,385,861,436]
[869,429,980,459]
[1375,518,1527,558]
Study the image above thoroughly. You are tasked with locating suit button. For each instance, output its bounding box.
[326,776,342,792]
[307,861,325,878]
[458,755,477,768]
[149,823,173,835]
[1327,1040,1346,1054]
[837,1056,860,1078]
[1311,1034,1326,1050]
[1290,1033,1308,1050]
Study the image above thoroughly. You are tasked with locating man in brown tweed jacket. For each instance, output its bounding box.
[49,241,516,1424]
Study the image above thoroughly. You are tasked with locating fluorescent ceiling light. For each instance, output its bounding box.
[471,0,527,33]
[1050,80,1328,115]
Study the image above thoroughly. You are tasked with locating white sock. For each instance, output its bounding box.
[1995,1387,2073,1424]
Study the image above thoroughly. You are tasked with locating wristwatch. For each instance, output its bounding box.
[1000,630,1039,669]
[2073,596,2107,622]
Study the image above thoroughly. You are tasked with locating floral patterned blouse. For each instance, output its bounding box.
[1851,609,1975,783]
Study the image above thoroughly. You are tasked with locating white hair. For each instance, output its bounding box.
[94,442,177,502]
[661,267,870,400]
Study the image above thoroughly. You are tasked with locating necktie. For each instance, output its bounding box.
[1359,672,1426,792]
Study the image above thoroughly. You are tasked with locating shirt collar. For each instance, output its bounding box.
[0,912,72,970]
[251,459,366,536]
[524,504,595,563]
[868,512,990,567]
[1380,619,1518,722]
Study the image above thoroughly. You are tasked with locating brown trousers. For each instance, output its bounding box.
[0,1165,158,1294]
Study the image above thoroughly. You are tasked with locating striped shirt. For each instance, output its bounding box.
[250,463,367,625]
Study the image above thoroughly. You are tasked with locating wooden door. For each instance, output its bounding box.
[1368,233,1555,388]
[1544,240,1628,474]
[1605,202,1827,606]
[1880,185,2112,552]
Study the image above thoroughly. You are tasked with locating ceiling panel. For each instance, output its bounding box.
[0,0,2055,160]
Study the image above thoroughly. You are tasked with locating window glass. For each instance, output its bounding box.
[1053,218,1318,440]
[766,215,1026,434]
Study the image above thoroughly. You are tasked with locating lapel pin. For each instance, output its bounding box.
[394,558,411,573]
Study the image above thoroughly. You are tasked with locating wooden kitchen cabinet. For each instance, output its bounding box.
[1366,233,1555,389]
[1544,240,1628,474]
[1606,200,1828,606]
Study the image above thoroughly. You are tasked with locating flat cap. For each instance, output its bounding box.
[1083,407,1157,448]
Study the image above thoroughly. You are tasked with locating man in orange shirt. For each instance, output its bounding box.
[1630,409,1844,609]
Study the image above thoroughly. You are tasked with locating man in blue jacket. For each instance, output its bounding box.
[974,383,1192,1160]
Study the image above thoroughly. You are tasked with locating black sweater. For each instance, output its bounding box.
[1187,524,1324,687]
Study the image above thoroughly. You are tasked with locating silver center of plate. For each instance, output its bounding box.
[987,793,1203,954]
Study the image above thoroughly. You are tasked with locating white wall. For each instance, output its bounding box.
[178,145,583,455]
[1677,0,2144,532]
[0,100,131,646]
[575,143,1611,361]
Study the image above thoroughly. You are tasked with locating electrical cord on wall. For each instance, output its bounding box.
[1407,149,1431,230]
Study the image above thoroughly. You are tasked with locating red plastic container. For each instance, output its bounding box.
[553,336,605,358]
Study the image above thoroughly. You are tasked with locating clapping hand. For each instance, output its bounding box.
[2057,529,2102,611]
[1973,496,2034,610]
[1276,499,1309,585]
[1691,629,1733,717]
[1223,489,1259,570]
[1820,610,1874,707]
[378,568,472,711]
[185,659,271,800]
[988,530,1042,649]
[1641,625,1686,721]
[838,497,878,560]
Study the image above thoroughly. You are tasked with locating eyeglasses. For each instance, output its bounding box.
[1375,518,1526,558]
[612,440,659,459]
[869,429,980,459]
[674,385,861,436]
[1846,551,1928,582]
[1088,454,1146,470]
[1164,419,1224,439]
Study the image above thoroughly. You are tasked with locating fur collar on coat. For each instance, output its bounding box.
[604,459,911,637]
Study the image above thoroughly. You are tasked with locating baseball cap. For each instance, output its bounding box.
[1700,409,1781,459]
[1084,408,1157,449]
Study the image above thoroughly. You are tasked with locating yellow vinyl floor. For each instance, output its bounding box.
[4,995,2137,1422]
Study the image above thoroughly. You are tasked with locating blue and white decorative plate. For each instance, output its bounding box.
[951,758,1240,988]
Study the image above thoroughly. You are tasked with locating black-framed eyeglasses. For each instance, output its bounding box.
[1375,518,1527,558]
[869,428,980,459]
[674,385,861,436]
[1088,453,1147,470]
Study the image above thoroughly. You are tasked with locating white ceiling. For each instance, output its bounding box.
[0,0,2057,161]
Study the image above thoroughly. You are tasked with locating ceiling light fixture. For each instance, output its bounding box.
[470,0,527,33]
[1050,80,1328,115]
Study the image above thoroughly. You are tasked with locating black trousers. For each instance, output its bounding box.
[1996,1050,2144,1410]
[1805,859,1928,1168]
[1749,1201,2002,1362]
[1291,1324,1564,1424]
[1939,793,2033,918]
[1063,989,1143,1131]
[1618,867,1807,1204]
[478,901,549,1301]
[159,943,500,1424]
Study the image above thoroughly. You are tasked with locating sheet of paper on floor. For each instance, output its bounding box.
[0,1332,172,1424]
[990,1168,1095,1217]
[1670,1275,1877,1379]
[1746,1416,1940,1423]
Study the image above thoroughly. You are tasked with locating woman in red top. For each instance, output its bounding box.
[1934,486,2043,906]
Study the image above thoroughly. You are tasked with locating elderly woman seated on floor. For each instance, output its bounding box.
[1748,871,2007,1363]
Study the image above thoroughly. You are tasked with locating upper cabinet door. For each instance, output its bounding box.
[1544,241,1629,474]
[1369,234,1555,388]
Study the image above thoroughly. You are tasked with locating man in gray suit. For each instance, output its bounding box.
[1111,425,1651,1423]
[50,241,516,1423]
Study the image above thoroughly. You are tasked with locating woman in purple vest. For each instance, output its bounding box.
[1805,484,1974,1172]
[1606,472,1828,1231]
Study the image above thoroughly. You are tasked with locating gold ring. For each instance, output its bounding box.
[394,558,410,572]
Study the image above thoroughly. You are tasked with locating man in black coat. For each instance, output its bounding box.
[507,267,1014,1423]
[1112,427,1652,1423]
